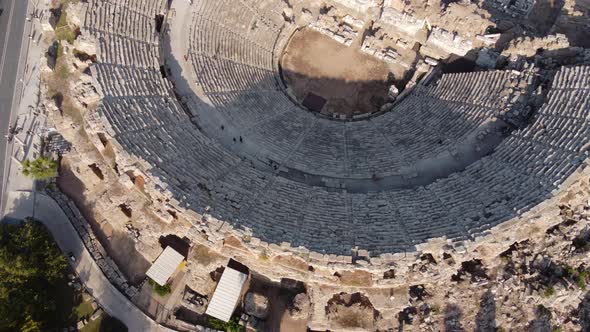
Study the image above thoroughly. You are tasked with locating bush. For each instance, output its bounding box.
[543,286,555,298]
[147,278,171,296]
[562,264,575,277]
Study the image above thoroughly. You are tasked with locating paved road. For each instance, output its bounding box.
[0,0,28,213]
[3,191,163,332]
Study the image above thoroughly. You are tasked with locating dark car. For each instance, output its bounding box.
[0,9,4,16]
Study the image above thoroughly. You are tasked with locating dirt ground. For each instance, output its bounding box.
[57,158,151,284]
[526,0,564,34]
[280,28,393,116]
[336,270,373,287]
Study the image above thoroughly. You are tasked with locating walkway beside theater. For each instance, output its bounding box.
[3,190,167,332]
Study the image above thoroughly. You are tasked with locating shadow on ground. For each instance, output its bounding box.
[444,303,465,332]
[57,160,150,284]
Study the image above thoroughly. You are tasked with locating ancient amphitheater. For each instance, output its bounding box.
[46,0,590,329]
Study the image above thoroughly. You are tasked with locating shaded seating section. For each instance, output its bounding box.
[83,0,590,255]
[186,1,518,178]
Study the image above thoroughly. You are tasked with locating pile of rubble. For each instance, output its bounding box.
[308,5,361,46]
[389,203,590,330]
[361,36,412,68]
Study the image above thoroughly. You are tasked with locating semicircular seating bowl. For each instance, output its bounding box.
[83,0,590,255]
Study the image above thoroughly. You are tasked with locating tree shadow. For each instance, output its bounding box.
[98,316,128,332]
[527,304,552,332]
[475,290,496,332]
[56,161,150,284]
[579,291,590,331]
[444,303,465,332]
[551,0,590,47]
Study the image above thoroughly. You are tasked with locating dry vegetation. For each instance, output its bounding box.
[45,0,83,123]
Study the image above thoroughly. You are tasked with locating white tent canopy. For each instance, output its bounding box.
[145,246,184,286]
[205,266,248,322]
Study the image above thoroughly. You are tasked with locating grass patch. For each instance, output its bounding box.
[56,9,68,29]
[45,56,85,123]
[81,315,127,332]
[54,56,71,79]
[206,316,240,332]
[259,249,269,261]
[76,299,95,319]
[54,3,79,44]
[56,41,65,59]
[56,26,77,44]
[576,271,588,290]
[80,313,104,332]
[147,278,172,296]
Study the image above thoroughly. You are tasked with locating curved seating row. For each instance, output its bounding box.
[83,0,590,255]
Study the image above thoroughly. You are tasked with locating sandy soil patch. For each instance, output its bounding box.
[280,28,392,116]
[335,270,373,287]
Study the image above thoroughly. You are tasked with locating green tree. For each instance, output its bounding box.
[20,315,41,332]
[0,220,70,330]
[21,157,59,180]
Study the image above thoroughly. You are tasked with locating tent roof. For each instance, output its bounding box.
[145,246,184,286]
[205,267,248,322]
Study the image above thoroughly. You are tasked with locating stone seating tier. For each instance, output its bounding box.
[82,0,590,255]
[92,33,160,69]
[84,1,160,44]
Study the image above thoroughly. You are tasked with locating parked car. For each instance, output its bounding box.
[68,252,76,262]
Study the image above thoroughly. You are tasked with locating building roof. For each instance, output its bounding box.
[145,246,184,286]
[205,266,248,322]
